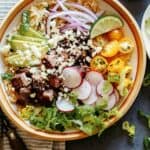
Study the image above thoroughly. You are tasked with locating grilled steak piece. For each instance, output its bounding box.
[48,75,62,88]
[11,73,31,90]
[15,68,31,77]
[17,87,31,105]
[32,74,46,92]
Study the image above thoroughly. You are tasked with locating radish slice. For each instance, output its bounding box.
[96,93,117,110]
[85,71,103,85]
[83,86,98,105]
[62,67,83,89]
[105,93,116,110]
[97,80,113,96]
[56,99,74,112]
[73,79,92,100]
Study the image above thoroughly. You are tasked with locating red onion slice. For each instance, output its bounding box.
[65,2,97,20]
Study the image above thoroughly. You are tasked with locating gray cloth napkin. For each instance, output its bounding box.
[0,0,65,149]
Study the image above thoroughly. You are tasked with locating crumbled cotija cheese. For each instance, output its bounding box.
[46,19,93,77]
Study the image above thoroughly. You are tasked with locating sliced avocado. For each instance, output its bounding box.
[19,27,45,39]
[12,34,46,43]
[9,40,41,51]
[9,39,49,52]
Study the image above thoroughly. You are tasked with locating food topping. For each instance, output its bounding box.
[101,40,120,57]
[90,55,108,73]
[119,37,134,54]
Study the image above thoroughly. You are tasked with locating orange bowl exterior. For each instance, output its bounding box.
[0,0,146,141]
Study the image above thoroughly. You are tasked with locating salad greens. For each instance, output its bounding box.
[1,73,13,80]
[21,105,118,135]
[122,121,135,138]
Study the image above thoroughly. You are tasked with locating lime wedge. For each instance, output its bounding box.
[90,15,124,38]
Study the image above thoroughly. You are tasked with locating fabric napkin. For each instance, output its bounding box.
[0,0,65,149]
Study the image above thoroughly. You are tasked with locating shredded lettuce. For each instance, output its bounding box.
[20,104,118,135]
[122,121,135,138]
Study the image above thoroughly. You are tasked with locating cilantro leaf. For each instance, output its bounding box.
[1,73,13,80]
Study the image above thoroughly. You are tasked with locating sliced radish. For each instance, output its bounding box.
[97,80,113,96]
[85,71,103,85]
[83,86,98,105]
[62,66,83,89]
[56,99,74,112]
[105,93,116,110]
[73,79,92,100]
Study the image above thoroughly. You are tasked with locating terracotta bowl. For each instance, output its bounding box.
[0,0,146,141]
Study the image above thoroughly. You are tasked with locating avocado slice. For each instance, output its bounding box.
[10,40,41,50]
[9,40,49,52]
[12,34,46,43]
[19,27,45,39]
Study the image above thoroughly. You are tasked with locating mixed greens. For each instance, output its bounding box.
[20,104,118,135]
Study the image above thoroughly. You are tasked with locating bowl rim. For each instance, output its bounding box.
[0,0,146,141]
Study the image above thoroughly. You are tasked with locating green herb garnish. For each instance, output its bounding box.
[1,73,13,80]
[122,121,135,138]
